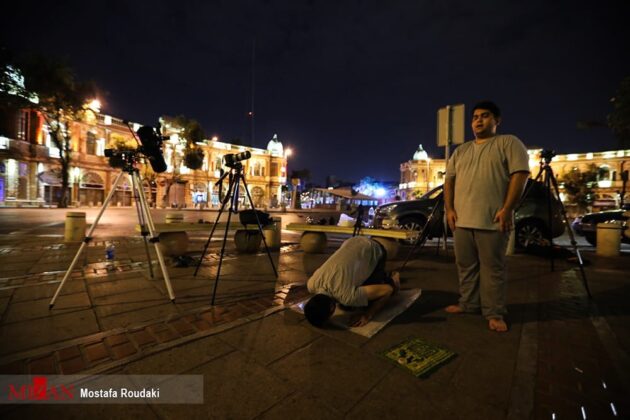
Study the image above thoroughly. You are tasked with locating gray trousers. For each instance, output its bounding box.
[453,228,509,320]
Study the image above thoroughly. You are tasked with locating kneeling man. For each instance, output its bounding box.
[304,236,399,328]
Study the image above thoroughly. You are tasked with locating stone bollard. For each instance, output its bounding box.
[300,232,327,253]
[234,230,262,253]
[64,211,86,242]
[263,217,282,250]
[158,212,188,256]
[596,221,623,257]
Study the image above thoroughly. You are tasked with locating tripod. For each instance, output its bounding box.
[398,193,445,272]
[520,153,592,298]
[194,161,278,305]
[49,162,175,309]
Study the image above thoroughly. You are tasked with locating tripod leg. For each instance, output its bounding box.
[545,168,556,272]
[194,178,234,276]
[132,171,176,302]
[240,175,278,277]
[131,172,154,278]
[548,172,592,298]
[49,171,126,309]
[211,203,234,306]
[398,195,444,272]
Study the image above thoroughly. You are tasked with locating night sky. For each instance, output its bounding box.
[2,0,629,184]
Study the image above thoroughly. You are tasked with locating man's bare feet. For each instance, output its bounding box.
[390,271,400,294]
[489,318,508,332]
[445,305,464,314]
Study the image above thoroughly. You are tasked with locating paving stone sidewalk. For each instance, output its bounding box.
[0,234,628,419]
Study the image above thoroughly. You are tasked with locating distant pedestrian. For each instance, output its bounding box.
[444,101,530,332]
[304,236,400,328]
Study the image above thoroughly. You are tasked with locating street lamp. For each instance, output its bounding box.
[424,157,431,193]
[86,99,101,113]
[284,147,293,209]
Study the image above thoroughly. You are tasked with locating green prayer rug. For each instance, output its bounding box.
[381,337,456,377]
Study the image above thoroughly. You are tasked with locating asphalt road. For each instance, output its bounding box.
[0,207,313,239]
[1,207,627,252]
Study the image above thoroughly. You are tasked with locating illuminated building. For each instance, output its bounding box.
[398,145,630,213]
[0,109,288,209]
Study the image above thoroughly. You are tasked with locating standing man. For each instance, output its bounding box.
[444,101,530,332]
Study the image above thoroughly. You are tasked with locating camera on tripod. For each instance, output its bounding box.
[104,124,169,173]
[540,149,556,163]
[223,151,251,168]
[104,148,140,168]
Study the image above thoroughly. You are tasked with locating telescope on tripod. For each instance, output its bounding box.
[194,150,278,306]
[49,122,176,309]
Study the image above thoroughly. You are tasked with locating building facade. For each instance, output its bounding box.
[0,109,288,209]
[398,143,630,213]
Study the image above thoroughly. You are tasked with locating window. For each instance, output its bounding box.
[86,131,97,155]
[250,161,262,177]
[17,111,28,140]
[271,162,279,176]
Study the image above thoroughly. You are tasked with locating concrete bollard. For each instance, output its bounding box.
[158,211,188,256]
[64,211,86,242]
[596,221,622,257]
[158,232,188,257]
[234,230,262,253]
[263,217,282,250]
[300,232,327,253]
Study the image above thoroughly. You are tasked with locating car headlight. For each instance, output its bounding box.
[376,204,397,216]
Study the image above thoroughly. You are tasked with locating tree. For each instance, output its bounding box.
[159,115,206,207]
[18,54,97,207]
[561,165,598,213]
[608,76,630,149]
[0,48,35,111]
[162,115,206,170]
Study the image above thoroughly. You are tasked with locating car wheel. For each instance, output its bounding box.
[397,216,427,245]
[516,220,548,248]
[584,233,596,246]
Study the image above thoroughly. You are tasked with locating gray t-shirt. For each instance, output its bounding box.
[306,236,383,307]
[445,134,529,230]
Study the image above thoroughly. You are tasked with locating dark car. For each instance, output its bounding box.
[373,179,565,247]
[571,204,630,246]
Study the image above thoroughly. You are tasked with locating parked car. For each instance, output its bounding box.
[373,179,565,247]
[571,204,630,246]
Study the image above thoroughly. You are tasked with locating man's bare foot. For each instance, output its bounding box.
[390,271,400,294]
[445,305,464,314]
[489,318,508,332]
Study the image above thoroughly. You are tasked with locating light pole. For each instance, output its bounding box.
[284,147,293,209]
[424,157,431,193]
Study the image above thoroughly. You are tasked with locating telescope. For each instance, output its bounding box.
[223,151,251,168]
[136,125,168,173]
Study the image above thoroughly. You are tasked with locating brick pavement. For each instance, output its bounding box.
[0,230,628,419]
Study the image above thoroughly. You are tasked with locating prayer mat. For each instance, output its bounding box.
[381,337,456,377]
[292,289,421,338]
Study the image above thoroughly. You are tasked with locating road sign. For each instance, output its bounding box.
[437,104,465,147]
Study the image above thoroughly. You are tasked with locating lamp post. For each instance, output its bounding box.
[424,157,431,193]
[284,147,293,209]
